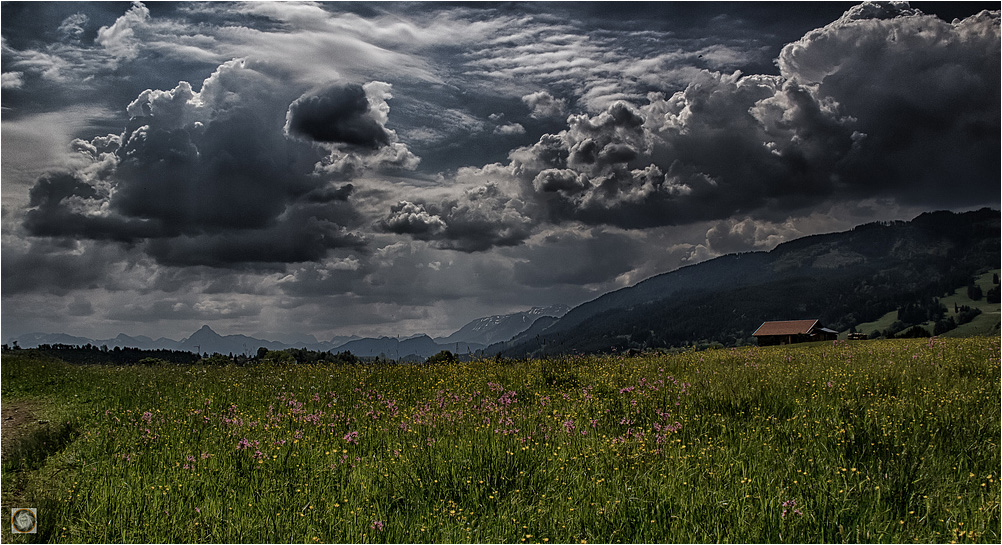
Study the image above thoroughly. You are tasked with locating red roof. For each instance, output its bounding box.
[752,319,820,336]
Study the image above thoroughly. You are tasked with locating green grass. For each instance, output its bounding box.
[938,270,1002,337]
[844,309,899,339]
[2,338,999,543]
[846,269,1001,338]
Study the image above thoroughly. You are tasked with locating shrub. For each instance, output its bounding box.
[426,350,457,364]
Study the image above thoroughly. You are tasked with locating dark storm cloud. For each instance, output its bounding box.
[27,171,98,207]
[3,1,999,342]
[22,170,166,242]
[389,4,999,250]
[144,202,367,268]
[18,60,387,268]
[111,110,309,233]
[285,84,391,149]
[779,3,1001,208]
[303,184,354,204]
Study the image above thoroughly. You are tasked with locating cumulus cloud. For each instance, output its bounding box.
[95,1,150,61]
[381,201,447,237]
[4,1,999,342]
[380,182,535,252]
[522,90,567,118]
[778,3,1000,207]
[1,71,24,89]
[702,217,803,255]
[20,59,374,268]
[389,5,999,250]
[494,122,526,136]
[285,83,391,149]
[304,82,421,177]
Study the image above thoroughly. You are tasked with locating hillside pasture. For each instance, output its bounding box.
[1,338,999,543]
[846,269,1001,339]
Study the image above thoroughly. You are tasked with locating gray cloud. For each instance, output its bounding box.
[19,59,380,268]
[1,71,24,89]
[95,1,150,62]
[285,83,391,149]
[66,296,95,317]
[381,201,447,237]
[779,3,1000,208]
[380,182,535,252]
[1,237,124,296]
[57,12,89,43]
[494,122,526,136]
[3,1,998,342]
[389,5,998,251]
[510,229,646,288]
[522,90,567,119]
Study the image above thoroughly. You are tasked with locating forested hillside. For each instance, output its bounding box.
[499,209,1000,356]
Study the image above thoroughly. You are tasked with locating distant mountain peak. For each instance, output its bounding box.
[189,325,221,338]
[439,304,572,346]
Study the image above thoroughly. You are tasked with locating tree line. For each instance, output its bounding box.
[0,343,367,366]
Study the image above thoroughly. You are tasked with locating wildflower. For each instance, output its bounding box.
[343,431,360,444]
[370,520,384,531]
[781,499,803,518]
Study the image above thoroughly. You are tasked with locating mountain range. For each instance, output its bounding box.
[491,208,1000,356]
[7,305,571,360]
[8,210,998,359]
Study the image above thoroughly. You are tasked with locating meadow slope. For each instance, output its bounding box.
[1,337,999,543]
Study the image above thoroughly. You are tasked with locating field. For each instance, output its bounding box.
[2,337,1000,543]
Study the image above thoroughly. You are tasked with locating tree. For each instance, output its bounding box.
[967,282,983,301]
[426,350,457,364]
[202,354,232,365]
[956,306,982,325]
[933,317,957,336]
[899,325,931,338]
[986,286,1000,304]
[261,350,295,365]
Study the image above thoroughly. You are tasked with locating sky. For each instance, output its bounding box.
[2,1,999,344]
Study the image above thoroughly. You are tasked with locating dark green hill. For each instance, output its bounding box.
[500,208,1000,356]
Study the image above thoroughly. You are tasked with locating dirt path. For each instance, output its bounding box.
[1,399,41,458]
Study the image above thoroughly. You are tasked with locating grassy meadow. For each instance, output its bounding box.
[2,337,1000,543]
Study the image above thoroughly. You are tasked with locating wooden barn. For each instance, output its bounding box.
[752,319,838,346]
